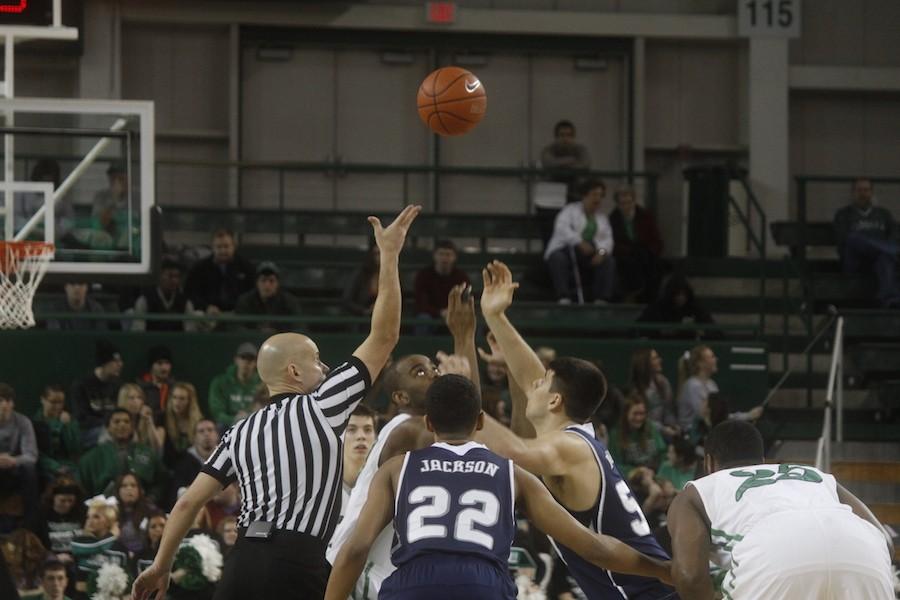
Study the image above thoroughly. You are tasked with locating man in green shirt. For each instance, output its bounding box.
[78,409,166,502]
[37,559,72,600]
[31,384,82,481]
[208,342,261,428]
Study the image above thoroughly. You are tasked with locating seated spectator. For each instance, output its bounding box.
[833,177,900,308]
[676,345,719,432]
[540,119,591,203]
[208,343,260,429]
[215,516,238,559]
[607,392,666,475]
[138,345,174,421]
[45,283,109,331]
[628,348,678,439]
[544,178,616,304]
[36,476,85,568]
[184,228,255,316]
[91,162,129,245]
[114,472,158,555]
[134,512,166,577]
[36,558,70,600]
[414,240,470,321]
[162,382,204,466]
[0,383,39,531]
[31,384,81,482]
[78,409,166,503]
[340,405,376,523]
[637,273,714,331]
[687,392,764,449]
[1,528,49,597]
[626,467,672,530]
[234,261,302,332]
[15,158,73,244]
[166,420,219,510]
[193,483,239,533]
[131,258,198,331]
[609,185,665,302]
[69,340,123,448]
[113,384,164,455]
[70,496,128,597]
[656,437,698,491]
[481,360,510,425]
[342,245,380,316]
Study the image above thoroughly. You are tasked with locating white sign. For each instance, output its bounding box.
[738,0,801,38]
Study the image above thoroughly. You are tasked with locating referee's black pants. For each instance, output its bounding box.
[214,528,330,600]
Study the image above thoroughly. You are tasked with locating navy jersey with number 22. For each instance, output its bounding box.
[553,424,676,599]
[392,441,516,574]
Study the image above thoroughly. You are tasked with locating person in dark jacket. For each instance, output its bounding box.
[609,185,666,302]
[234,261,302,332]
[132,258,198,331]
[183,229,255,315]
[69,341,123,449]
[638,274,716,338]
[342,246,380,316]
[833,178,900,308]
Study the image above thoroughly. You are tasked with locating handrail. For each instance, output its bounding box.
[815,316,844,471]
[762,311,837,408]
[731,175,768,335]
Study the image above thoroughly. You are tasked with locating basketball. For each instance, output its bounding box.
[417,66,487,136]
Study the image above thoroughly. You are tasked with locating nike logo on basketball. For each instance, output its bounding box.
[465,80,481,93]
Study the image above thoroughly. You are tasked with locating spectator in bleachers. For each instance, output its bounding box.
[162,382,204,465]
[0,383,40,530]
[676,345,718,432]
[208,342,260,429]
[114,472,158,555]
[193,483,240,533]
[609,184,665,303]
[686,391,730,448]
[540,119,591,204]
[70,340,123,448]
[166,420,219,510]
[91,162,129,244]
[31,384,81,482]
[184,228,255,316]
[35,476,85,568]
[544,178,616,304]
[628,348,678,439]
[78,409,166,503]
[36,558,69,600]
[137,345,174,422]
[342,245,381,316]
[234,261,302,332]
[114,384,164,456]
[45,283,109,331]
[216,516,238,558]
[656,437,698,492]
[131,258,198,331]
[607,391,667,476]
[2,528,49,597]
[414,240,470,324]
[70,496,128,598]
[15,159,75,245]
[833,177,900,308]
[134,512,166,578]
[637,273,715,335]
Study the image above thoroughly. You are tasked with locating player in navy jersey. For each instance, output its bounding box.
[476,261,677,599]
[325,375,672,600]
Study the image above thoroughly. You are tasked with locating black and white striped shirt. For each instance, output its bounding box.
[201,357,370,540]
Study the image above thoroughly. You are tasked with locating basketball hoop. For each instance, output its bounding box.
[0,241,54,329]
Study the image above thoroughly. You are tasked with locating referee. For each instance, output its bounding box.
[132,205,421,600]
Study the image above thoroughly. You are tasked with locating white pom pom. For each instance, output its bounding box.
[187,533,224,582]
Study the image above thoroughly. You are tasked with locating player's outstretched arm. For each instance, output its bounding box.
[132,473,222,600]
[515,466,673,586]
[480,261,546,394]
[446,283,480,392]
[667,486,716,600]
[325,457,400,600]
[354,205,421,380]
[477,417,581,477]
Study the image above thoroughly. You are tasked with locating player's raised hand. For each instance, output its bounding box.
[131,562,170,600]
[480,260,518,318]
[477,331,506,367]
[368,205,421,256]
[445,284,475,339]
[435,351,472,379]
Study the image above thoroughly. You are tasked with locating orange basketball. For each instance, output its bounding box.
[417,66,487,136]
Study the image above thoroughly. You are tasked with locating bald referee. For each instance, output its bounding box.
[132,205,421,600]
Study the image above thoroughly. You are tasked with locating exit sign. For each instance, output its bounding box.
[426,2,456,24]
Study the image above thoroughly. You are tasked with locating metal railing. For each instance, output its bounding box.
[815,316,844,471]
[730,175,768,334]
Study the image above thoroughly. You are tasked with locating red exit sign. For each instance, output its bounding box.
[426,2,456,24]
[0,1,27,14]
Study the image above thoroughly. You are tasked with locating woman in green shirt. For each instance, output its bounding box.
[608,391,667,477]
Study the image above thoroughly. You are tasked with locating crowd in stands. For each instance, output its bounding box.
[1,323,770,598]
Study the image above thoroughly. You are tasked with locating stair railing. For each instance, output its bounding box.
[815,316,844,471]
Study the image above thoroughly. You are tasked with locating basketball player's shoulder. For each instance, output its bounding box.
[379,416,427,466]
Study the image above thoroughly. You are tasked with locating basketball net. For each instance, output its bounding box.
[0,241,54,329]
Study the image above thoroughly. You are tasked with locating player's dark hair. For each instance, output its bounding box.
[554,120,575,136]
[106,408,133,427]
[705,420,764,467]
[548,357,607,423]
[426,374,481,436]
